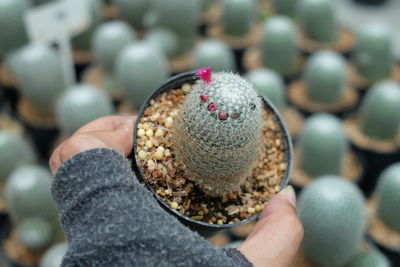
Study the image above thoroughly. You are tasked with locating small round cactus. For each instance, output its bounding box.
[358,80,400,141]
[173,71,263,196]
[56,84,114,136]
[271,0,297,17]
[260,16,298,75]
[0,0,29,56]
[111,0,150,30]
[298,0,338,43]
[376,163,400,233]
[221,0,256,36]
[17,217,53,252]
[5,165,58,225]
[194,39,236,72]
[298,176,365,267]
[0,131,36,180]
[298,114,348,177]
[71,0,102,51]
[145,27,178,57]
[347,248,390,267]
[92,21,136,75]
[354,24,393,83]
[14,44,66,116]
[40,242,68,267]
[304,50,347,104]
[246,68,286,112]
[115,42,169,110]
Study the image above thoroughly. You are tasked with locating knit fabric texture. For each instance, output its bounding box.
[52,148,253,267]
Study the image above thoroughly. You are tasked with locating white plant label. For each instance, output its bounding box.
[24,0,91,87]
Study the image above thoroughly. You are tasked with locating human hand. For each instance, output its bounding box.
[49,115,136,175]
[237,186,304,267]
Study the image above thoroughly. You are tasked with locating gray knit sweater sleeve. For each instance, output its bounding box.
[52,148,253,267]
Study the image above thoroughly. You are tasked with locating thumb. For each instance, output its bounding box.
[237,186,304,267]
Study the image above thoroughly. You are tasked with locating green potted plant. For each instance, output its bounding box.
[344,80,400,194]
[347,247,390,267]
[271,0,297,18]
[132,68,292,235]
[193,39,236,72]
[115,42,170,112]
[288,50,358,118]
[14,44,66,158]
[291,113,363,189]
[350,24,398,92]
[84,21,136,105]
[367,163,400,264]
[246,68,304,138]
[144,27,178,59]
[297,176,365,267]
[3,165,63,266]
[56,84,114,137]
[111,0,150,31]
[298,0,355,57]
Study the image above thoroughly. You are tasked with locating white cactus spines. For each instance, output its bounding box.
[56,84,114,136]
[260,16,298,75]
[358,80,400,140]
[173,72,263,196]
[40,242,68,267]
[304,50,347,104]
[298,176,365,267]
[376,163,400,233]
[0,131,36,180]
[194,39,236,72]
[92,21,136,75]
[5,165,58,225]
[14,44,66,116]
[246,68,286,112]
[115,42,169,110]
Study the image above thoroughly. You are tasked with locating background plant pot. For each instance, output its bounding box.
[131,71,292,237]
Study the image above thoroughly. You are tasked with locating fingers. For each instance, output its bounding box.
[49,116,136,175]
[237,186,304,267]
[75,115,136,134]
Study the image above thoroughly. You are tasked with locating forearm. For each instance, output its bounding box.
[52,148,252,266]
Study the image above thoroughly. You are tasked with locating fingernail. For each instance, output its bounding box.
[282,185,296,208]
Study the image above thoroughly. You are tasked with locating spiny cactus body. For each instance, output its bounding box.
[304,50,346,104]
[71,0,102,51]
[92,21,136,75]
[246,68,285,112]
[347,248,390,267]
[298,176,365,267]
[0,0,29,55]
[145,28,178,57]
[194,39,236,72]
[358,80,400,140]
[299,114,348,177]
[222,0,256,36]
[5,165,58,225]
[40,242,68,267]
[260,16,298,75]
[18,217,53,252]
[0,131,36,180]
[15,44,66,116]
[56,84,114,136]
[111,0,150,30]
[116,42,169,110]
[173,71,263,196]
[271,0,297,17]
[355,25,393,83]
[376,163,400,233]
[299,0,338,43]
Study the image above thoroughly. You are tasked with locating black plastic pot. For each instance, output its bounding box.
[351,143,400,197]
[131,71,293,237]
[353,0,389,5]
